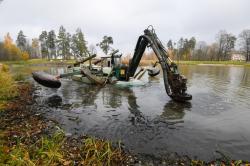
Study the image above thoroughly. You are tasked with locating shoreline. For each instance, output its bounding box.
[1,59,250,67]
[0,82,193,165]
[1,64,249,165]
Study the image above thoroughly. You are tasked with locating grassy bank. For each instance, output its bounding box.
[1,58,75,66]
[122,59,250,67]
[176,60,250,66]
[0,74,129,165]
[0,64,19,110]
[0,130,127,165]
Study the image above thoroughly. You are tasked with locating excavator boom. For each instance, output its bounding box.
[126,26,192,102]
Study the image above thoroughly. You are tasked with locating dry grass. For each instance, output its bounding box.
[0,65,18,109]
[0,130,127,166]
[121,59,156,66]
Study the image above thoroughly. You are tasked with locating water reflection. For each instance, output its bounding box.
[102,86,123,108]
[30,65,250,161]
[79,85,102,107]
[161,101,192,120]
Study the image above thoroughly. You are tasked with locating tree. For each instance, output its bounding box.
[3,33,22,60]
[177,38,184,60]
[216,30,236,60]
[31,38,40,59]
[65,32,71,59]
[207,43,219,61]
[189,37,196,50]
[97,36,113,55]
[16,30,27,51]
[193,41,208,60]
[47,30,56,59]
[239,29,250,61]
[188,37,196,60]
[71,28,88,59]
[167,40,173,50]
[39,31,49,59]
[57,26,71,59]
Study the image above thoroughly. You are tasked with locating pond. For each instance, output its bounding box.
[29,64,250,161]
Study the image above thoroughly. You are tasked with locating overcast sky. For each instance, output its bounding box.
[0,0,250,54]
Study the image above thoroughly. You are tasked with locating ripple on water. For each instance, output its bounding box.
[31,65,250,161]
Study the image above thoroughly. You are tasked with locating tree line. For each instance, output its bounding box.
[0,26,115,61]
[1,27,250,62]
[166,29,250,61]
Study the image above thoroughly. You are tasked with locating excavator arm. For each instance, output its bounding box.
[126,26,192,101]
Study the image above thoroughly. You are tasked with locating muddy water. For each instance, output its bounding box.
[31,65,250,161]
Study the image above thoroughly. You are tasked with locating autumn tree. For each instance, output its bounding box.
[16,30,27,51]
[3,33,22,60]
[39,31,49,59]
[97,36,113,55]
[239,29,250,61]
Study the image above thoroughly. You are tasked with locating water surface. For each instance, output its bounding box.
[31,65,250,161]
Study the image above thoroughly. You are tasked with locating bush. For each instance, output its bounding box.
[13,73,26,81]
[0,67,18,100]
[1,64,9,72]
[21,51,30,61]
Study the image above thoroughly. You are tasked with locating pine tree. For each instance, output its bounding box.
[65,32,71,59]
[57,26,70,59]
[71,28,88,59]
[39,31,49,59]
[47,30,56,59]
[57,26,71,59]
[16,30,27,51]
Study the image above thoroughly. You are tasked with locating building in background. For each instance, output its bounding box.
[231,51,246,61]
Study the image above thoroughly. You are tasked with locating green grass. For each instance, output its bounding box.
[0,64,19,110]
[0,129,126,166]
[0,71,18,101]
[1,58,75,65]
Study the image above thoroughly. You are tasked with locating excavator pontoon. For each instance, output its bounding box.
[33,26,192,102]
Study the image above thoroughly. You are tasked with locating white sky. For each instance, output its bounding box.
[0,0,250,54]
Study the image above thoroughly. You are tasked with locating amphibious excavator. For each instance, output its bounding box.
[33,26,192,102]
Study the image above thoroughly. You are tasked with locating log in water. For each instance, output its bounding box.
[32,71,61,88]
